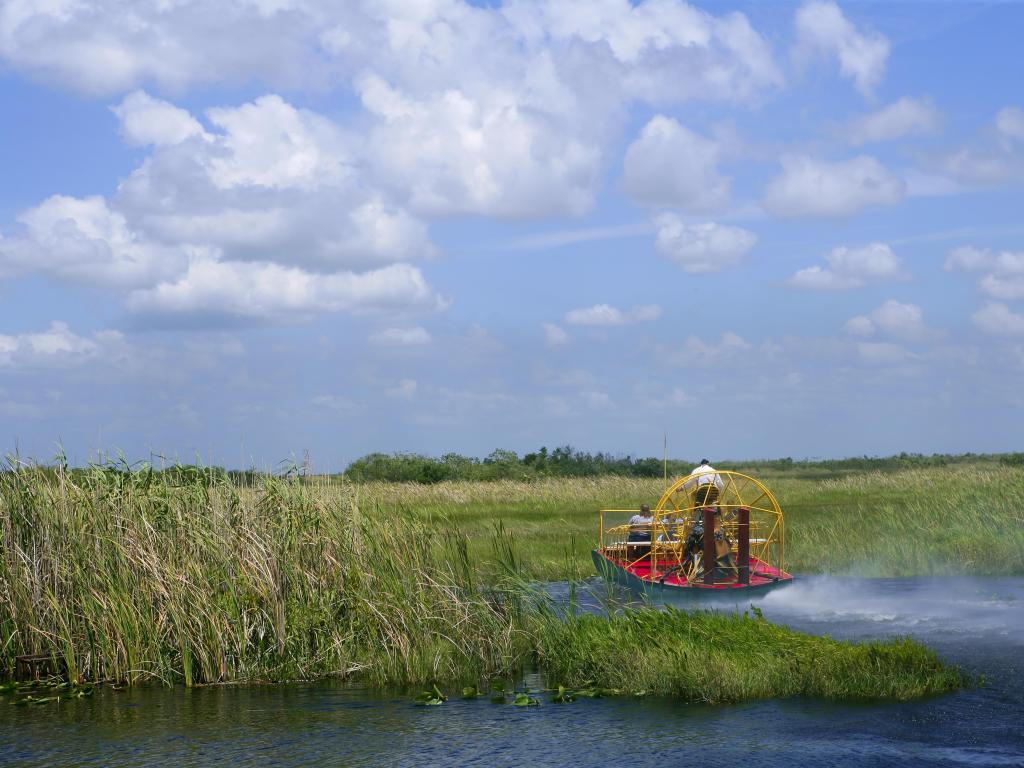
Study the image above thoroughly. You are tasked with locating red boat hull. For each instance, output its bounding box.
[592,549,793,598]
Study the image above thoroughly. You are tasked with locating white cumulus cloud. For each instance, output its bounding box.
[936,148,1021,186]
[0,1,783,100]
[843,315,875,336]
[654,215,757,273]
[0,92,450,327]
[565,304,662,326]
[844,300,937,342]
[127,260,446,321]
[790,242,903,290]
[543,323,569,347]
[932,107,1024,186]
[764,155,904,218]
[0,322,125,369]
[358,74,602,219]
[369,327,433,347]
[623,116,729,213]
[0,2,792,331]
[845,97,941,145]
[972,303,1024,337]
[1,1,784,224]
[203,94,351,191]
[793,0,890,96]
[945,246,1024,301]
[111,91,208,147]
[0,195,187,289]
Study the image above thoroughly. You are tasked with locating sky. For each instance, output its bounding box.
[1,0,1023,470]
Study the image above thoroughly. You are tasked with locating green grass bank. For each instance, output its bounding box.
[535,608,964,704]
[0,463,967,702]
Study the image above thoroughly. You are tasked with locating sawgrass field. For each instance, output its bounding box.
[357,463,1024,580]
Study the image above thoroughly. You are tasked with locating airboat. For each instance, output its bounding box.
[593,470,793,597]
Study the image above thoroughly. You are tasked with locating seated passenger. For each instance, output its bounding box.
[627,504,653,543]
[627,504,654,558]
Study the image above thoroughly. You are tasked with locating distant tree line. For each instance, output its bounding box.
[4,449,1022,487]
[339,448,1024,484]
[341,446,675,483]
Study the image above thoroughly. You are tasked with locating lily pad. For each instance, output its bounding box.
[512,693,539,707]
[414,684,447,706]
[551,685,576,703]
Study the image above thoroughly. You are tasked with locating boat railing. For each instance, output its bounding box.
[598,504,784,583]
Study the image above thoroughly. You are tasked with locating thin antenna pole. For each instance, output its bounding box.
[663,432,668,488]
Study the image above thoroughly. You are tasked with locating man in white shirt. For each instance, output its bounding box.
[683,458,724,507]
[627,504,654,542]
[626,503,654,557]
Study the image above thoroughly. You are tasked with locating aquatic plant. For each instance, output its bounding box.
[3,679,95,707]
[414,684,447,706]
[512,692,540,706]
[550,684,575,703]
[532,606,966,703]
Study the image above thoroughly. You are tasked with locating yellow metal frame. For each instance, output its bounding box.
[597,471,786,584]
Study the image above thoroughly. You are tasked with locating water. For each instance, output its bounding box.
[2,576,1023,767]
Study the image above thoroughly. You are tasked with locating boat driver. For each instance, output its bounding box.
[683,458,724,509]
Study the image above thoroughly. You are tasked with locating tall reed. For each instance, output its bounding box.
[0,461,528,686]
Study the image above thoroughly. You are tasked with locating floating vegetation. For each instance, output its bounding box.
[414,684,447,706]
[550,685,575,703]
[572,685,617,699]
[488,680,507,703]
[14,695,61,707]
[5,680,95,707]
[413,683,543,708]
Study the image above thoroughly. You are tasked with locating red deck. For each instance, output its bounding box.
[597,551,790,590]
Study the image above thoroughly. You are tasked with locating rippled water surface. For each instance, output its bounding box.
[2,576,1022,767]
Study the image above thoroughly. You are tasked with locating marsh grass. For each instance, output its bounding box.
[534,607,966,703]
[0,462,529,687]
[358,465,1024,579]
[0,461,969,702]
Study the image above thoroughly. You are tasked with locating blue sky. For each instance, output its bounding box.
[1,1,1023,470]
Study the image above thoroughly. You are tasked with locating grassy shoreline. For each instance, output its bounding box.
[0,464,970,702]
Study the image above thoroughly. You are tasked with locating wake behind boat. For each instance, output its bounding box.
[593,469,793,597]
